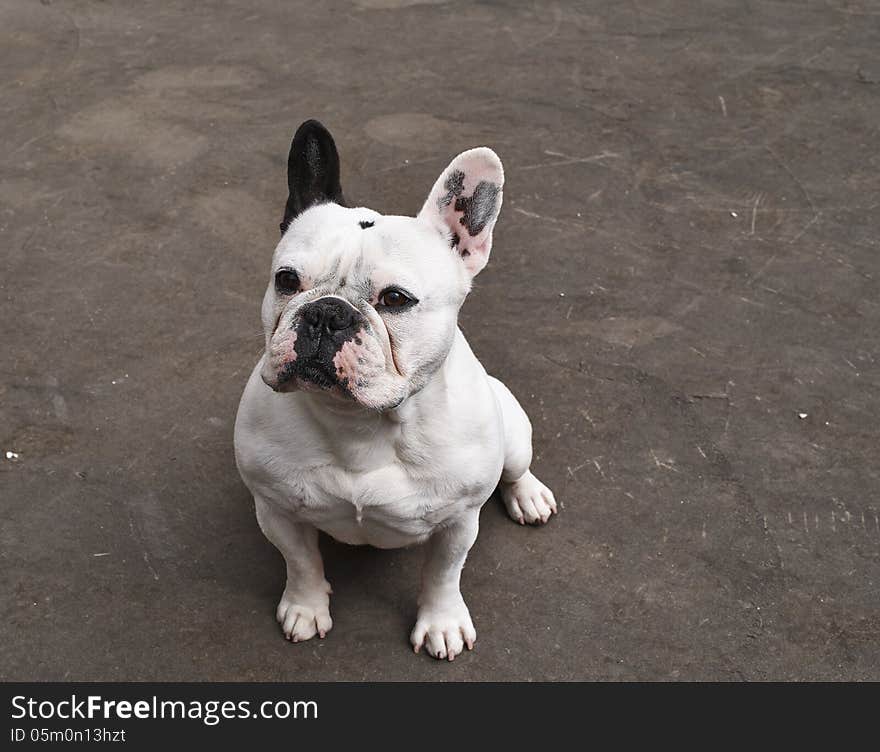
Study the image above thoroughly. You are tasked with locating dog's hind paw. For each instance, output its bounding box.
[500,470,558,525]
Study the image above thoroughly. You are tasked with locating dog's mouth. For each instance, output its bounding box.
[294,361,335,388]
[288,359,343,390]
[267,355,349,395]
[262,305,409,410]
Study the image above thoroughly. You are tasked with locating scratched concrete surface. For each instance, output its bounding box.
[2,0,879,681]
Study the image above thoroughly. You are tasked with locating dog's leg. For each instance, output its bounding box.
[411,509,480,661]
[488,375,558,525]
[254,496,332,642]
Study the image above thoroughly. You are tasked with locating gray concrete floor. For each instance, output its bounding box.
[2,0,879,681]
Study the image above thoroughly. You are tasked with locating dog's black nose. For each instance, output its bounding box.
[301,298,356,333]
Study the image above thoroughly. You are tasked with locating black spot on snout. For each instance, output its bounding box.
[455,181,499,237]
[359,220,375,229]
[276,360,298,387]
[291,298,365,391]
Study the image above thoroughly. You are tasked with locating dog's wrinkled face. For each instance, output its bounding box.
[260,120,504,411]
[261,206,467,409]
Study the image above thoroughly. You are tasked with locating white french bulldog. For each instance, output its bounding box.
[234,120,557,661]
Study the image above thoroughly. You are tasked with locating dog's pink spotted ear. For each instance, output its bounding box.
[418,148,504,277]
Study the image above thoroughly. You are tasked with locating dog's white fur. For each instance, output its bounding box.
[234,145,556,660]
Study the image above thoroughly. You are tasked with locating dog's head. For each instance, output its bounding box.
[259,120,504,411]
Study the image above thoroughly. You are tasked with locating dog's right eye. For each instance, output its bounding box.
[275,269,300,294]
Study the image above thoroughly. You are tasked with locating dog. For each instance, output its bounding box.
[234,120,557,660]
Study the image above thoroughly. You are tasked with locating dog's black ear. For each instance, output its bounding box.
[280,120,346,235]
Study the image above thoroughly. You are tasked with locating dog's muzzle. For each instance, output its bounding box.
[287,298,362,388]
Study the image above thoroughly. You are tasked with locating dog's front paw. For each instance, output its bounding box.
[276,583,332,643]
[501,470,558,525]
[410,595,476,661]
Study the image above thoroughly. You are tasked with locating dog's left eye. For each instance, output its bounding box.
[377,288,415,309]
[275,269,300,294]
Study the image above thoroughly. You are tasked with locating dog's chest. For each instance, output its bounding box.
[289,464,456,547]
[286,437,491,548]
